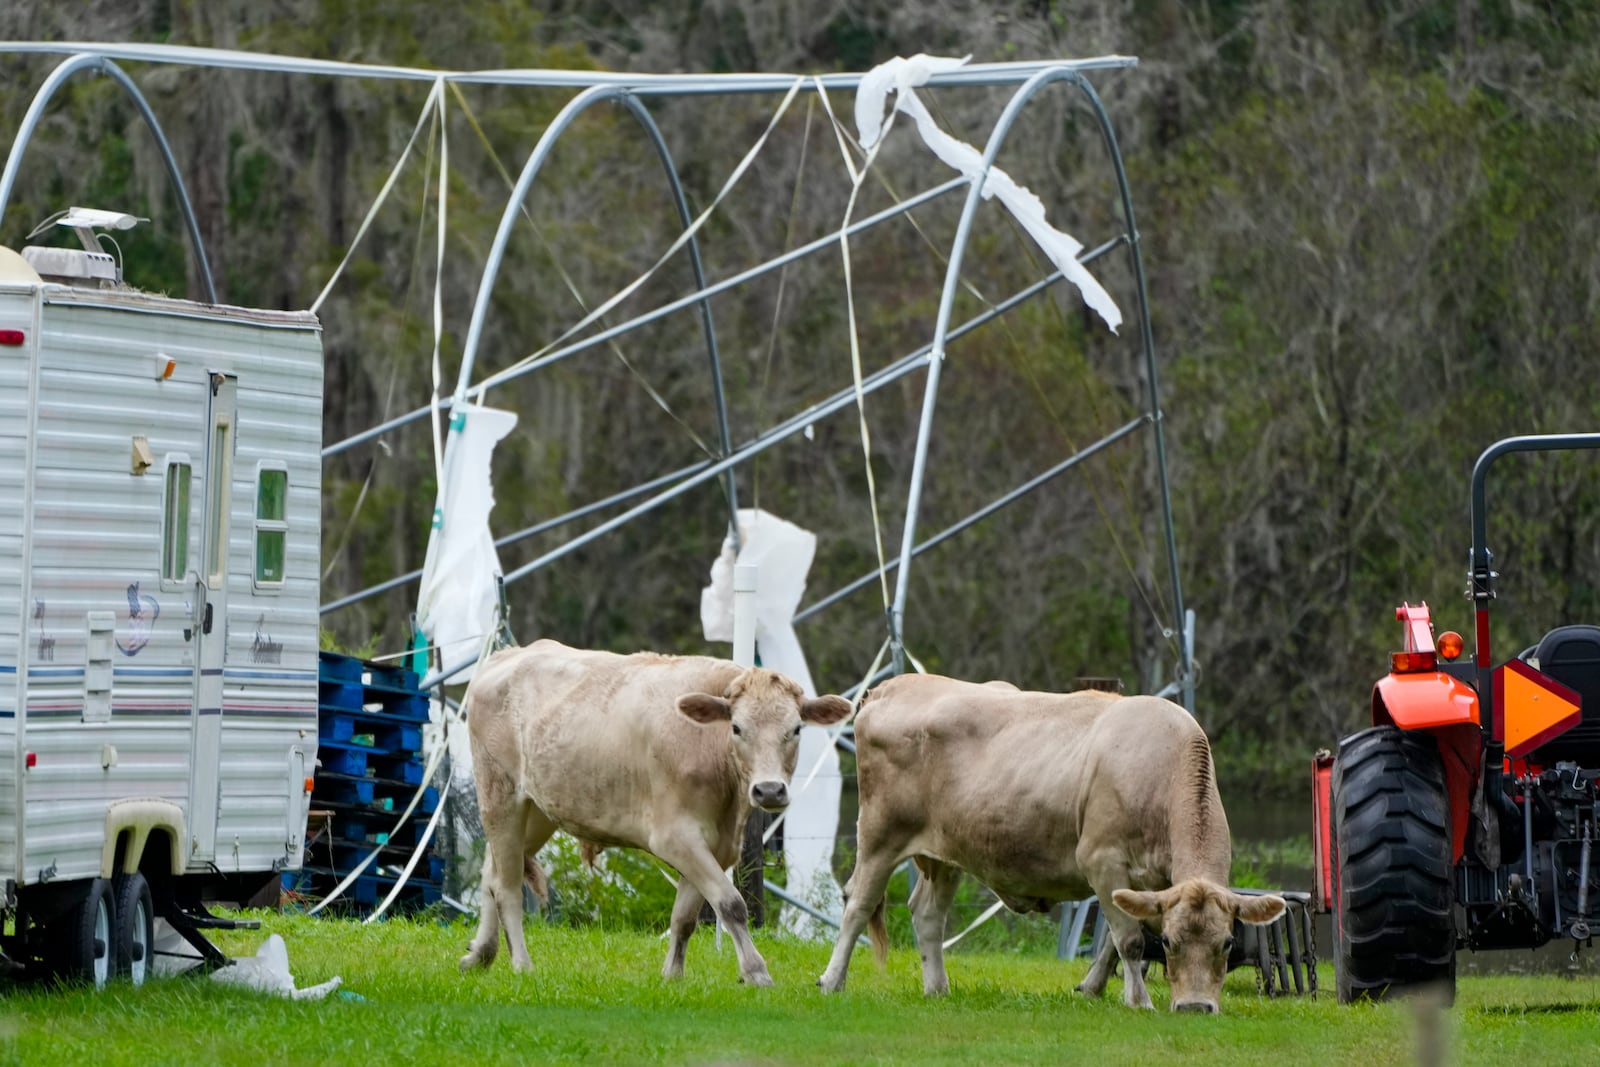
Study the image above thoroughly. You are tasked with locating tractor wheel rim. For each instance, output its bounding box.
[93,894,110,987]
[130,898,149,985]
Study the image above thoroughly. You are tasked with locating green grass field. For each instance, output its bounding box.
[1,911,1596,1066]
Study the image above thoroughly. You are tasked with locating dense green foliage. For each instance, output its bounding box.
[4,2,1600,798]
[4,912,1599,1065]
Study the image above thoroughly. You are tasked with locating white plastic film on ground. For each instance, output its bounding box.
[150,925,343,999]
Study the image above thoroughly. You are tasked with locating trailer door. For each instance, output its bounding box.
[188,372,236,863]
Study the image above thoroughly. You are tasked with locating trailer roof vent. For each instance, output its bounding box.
[21,245,119,288]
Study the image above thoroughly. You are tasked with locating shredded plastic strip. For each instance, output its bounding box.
[476,77,806,394]
[446,84,714,458]
[854,54,1121,332]
[310,78,442,315]
[813,79,894,612]
[364,774,452,924]
[942,898,1007,950]
[303,730,450,916]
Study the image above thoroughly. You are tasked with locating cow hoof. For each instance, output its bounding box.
[458,953,484,973]
[817,973,844,994]
[743,971,774,988]
[1073,982,1101,998]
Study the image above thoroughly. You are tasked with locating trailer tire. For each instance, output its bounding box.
[113,873,154,985]
[1332,726,1456,1004]
[45,878,117,989]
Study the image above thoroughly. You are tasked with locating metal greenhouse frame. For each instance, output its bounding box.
[0,41,1193,704]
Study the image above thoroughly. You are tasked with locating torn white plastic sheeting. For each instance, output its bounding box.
[149,923,343,999]
[416,403,519,682]
[700,509,843,937]
[855,53,1122,334]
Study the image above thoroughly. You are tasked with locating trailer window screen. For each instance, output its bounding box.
[162,461,191,581]
[255,467,287,586]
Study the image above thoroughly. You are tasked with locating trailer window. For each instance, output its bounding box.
[255,465,288,587]
[161,460,192,582]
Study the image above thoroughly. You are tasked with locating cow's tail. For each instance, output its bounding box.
[867,894,889,969]
[523,855,549,905]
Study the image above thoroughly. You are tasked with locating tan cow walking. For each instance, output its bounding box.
[458,639,852,985]
[818,675,1284,1012]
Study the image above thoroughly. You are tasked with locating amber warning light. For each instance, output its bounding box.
[1391,650,1438,674]
[1437,631,1465,661]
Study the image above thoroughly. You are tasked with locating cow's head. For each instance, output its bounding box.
[1112,881,1286,1013]
[677,668,852,813]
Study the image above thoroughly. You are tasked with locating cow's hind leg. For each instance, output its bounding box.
[459,845,503,972]
[461,760,525,972]
[908,857,961,996]
[662,877,707,979]
[652,828,771,987]
[1076,928,1118,997]
[492,804,557,973]
[818,847,903,993]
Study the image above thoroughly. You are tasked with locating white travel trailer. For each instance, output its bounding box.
[0,239,321,985]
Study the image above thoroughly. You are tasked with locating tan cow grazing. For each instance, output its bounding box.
[817,675,1285,1012]
[458,639,852,985]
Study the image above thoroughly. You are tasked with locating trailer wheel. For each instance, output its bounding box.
[113,873,154,985]
[1332,726,1456,1004]
[46,879,117,988]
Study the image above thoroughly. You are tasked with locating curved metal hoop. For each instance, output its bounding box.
[888,64,1189,704]
[455,85,738,532]
[0,52,217,303]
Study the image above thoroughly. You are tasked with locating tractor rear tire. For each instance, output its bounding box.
[1332,725,1456,1004]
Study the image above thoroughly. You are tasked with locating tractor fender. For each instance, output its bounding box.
[1373,671,1479,730]
[1373,673,1483,863]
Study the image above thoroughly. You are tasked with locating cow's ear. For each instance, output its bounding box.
[800,694,852,726]
[1111,888,1163,920]
[1233,892,1287,926]
[677,693,732,724]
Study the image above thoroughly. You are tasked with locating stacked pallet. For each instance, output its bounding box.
[283,651,445,913]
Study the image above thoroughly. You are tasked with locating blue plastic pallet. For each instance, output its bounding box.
[319,711,423,753]
[289,866,444,910]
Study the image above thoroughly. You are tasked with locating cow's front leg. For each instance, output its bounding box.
[908,858,961,996]
[1100,902,1155,1009]
[662,877,706,979]
[653,831,771,986]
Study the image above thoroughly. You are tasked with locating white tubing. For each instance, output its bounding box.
[943,898,1007,950]
[364,774,452,923]
[732,563,758,668]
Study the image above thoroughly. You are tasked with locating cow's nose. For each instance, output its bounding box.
[751,781,789,810]
[1172,999,1218,1014]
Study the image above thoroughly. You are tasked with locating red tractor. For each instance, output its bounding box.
[1314,434,1600,1003]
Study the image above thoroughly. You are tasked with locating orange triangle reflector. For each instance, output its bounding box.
[1494,659,1583,759]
